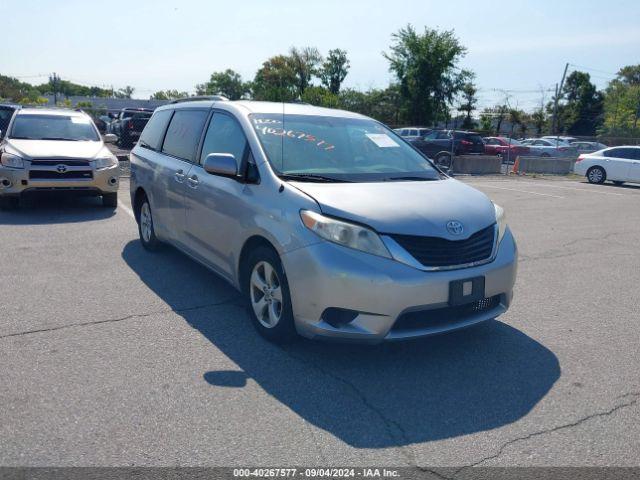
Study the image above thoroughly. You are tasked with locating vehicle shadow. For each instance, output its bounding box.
[0,193,116,225]
[122,240,560,448]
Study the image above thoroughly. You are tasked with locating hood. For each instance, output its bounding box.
[5,139,107,160]
[290,178,496,239]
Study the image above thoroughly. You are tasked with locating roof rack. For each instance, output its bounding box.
[170,95,229,104]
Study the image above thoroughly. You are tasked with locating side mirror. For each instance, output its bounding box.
[203,153,237,177]
[103,133,117,144]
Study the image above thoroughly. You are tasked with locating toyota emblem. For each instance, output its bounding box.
[56,164,68,173]
[446,220,464,236]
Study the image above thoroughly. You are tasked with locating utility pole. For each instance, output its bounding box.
[50,72,60,105]
[552,63,569,135]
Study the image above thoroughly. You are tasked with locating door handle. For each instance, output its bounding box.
[187,175,199,188]
[174,169,186,182]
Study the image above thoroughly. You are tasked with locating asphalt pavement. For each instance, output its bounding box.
[0,176,639,468]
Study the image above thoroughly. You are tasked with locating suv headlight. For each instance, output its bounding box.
[94,155,118,169]
[300,210,391,259]
[1,152,24,169]
[494,203,507,242]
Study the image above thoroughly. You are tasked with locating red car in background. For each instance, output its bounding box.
[484,137,530,158]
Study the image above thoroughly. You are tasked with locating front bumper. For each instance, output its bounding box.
[0,164,119,197]
[282,228,518,343]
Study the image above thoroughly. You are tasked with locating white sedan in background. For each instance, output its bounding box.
[574,146,640,185]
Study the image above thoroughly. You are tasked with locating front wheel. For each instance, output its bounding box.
[137,197,161,251]
[587,166,606,184]
[244,246,296,343]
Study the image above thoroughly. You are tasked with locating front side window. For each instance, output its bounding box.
[250,114,440,182]
[139,109,173,151]
[10,114,99,141]
[162,109,209,161]
[200,113,248,165]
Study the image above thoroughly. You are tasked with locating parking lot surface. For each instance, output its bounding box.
[1,176,639,468]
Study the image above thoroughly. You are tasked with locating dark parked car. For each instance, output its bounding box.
[109,108,153,148]
[0,104,20,140]
[409,130,485,167]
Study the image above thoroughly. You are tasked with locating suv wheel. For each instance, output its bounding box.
[102,192,118,208]
[137,197,160,251]
[587,166,606,184]
[244,246,296,343]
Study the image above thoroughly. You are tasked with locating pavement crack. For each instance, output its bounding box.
[0,296,242,340]
[280,347,418,467]
[454,392,640,474]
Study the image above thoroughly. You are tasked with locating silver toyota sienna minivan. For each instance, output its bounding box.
[130,98,517,343]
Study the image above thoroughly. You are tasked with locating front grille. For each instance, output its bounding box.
[390,224,496,268]
[29,170,93,180]
[392,295,501,332]
[30,159,90,167]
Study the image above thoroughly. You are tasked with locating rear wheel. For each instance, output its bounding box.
[434,152,452,170]
[244,246,296,343]
[102,192,118,208]
[587,166,606,184]
[137,196,161,251]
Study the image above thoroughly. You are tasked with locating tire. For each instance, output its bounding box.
[0,196,19,210]
[434,152,452,170]
[612,181,625,186]
[243,246,296,343]
[102,192,118,208]
[587,166,606,184]
[136,195,161,251]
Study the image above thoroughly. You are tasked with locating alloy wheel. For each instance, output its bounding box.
[250,261,283,328]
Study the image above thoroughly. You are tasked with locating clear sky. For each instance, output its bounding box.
[4,0,639,111]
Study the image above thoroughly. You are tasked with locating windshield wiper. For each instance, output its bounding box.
[384,176,437,182]
[40,137,81,141]
[279,173,351,183]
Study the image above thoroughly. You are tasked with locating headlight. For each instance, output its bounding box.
[494,203,507,242]
[94,155,118,169]
[0,152,24,169]
[300,210,391,259]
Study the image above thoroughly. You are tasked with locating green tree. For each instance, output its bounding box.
[300,86,340,108]
[458,80,477,129]
[383,25,471,126]
[195,69,249,100]
[150,90,190,100]
[320,49,350,94]
[288,47,323,96]
[601,64,640,136]
[252,55,298,102]
[531,108,547,136]
[555,71,603,135]
[115,86,135,99]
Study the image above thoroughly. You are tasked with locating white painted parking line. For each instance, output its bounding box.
[475,180,628,197]
[467,183,565,199]
[118,199,135,220]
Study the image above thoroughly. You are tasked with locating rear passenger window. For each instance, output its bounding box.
[200,113,248,165]
[162,110,209,161]
[139,110,173,151]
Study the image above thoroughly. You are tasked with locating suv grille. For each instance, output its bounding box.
[390,224,496,268]
[392,295,501,332]
[29,171,93,180]
[30,159,90,167]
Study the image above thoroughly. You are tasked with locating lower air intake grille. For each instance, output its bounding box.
[392,295,501,332]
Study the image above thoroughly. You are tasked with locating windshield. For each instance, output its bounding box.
[250,114,440,182]
[10,114,99,141]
